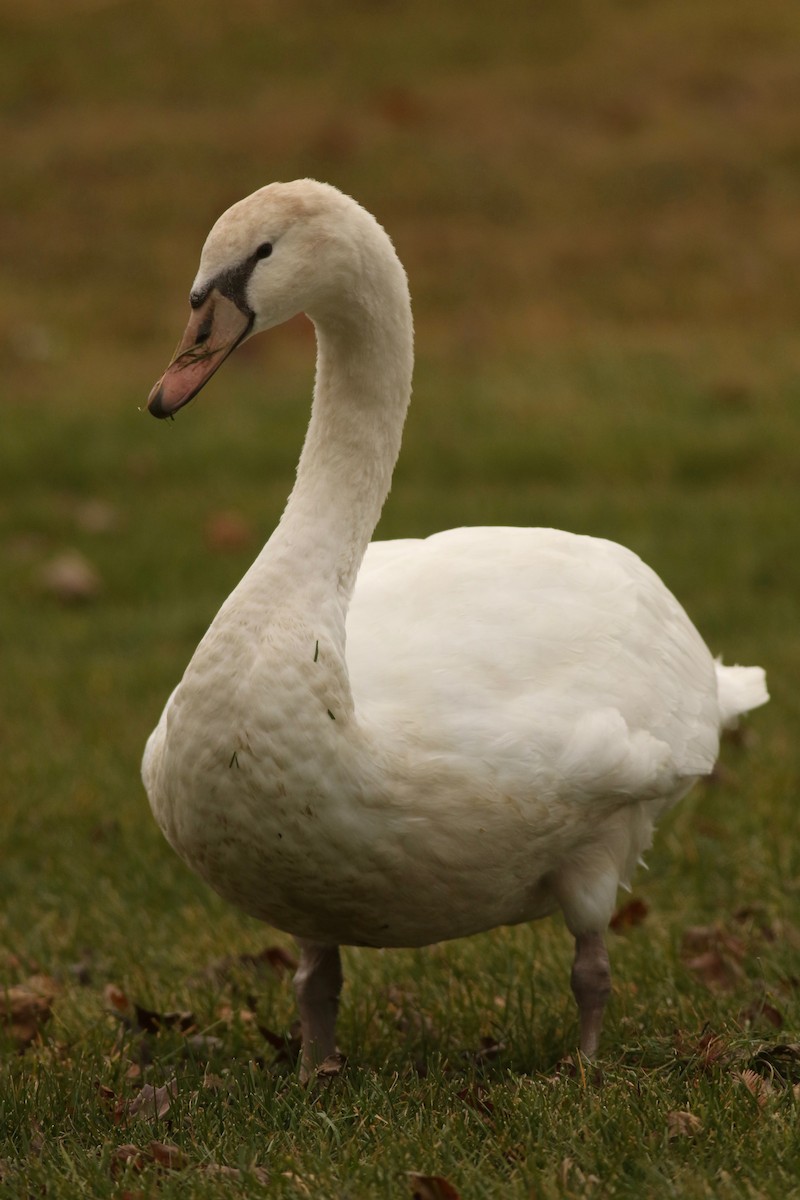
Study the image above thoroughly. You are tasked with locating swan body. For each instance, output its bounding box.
[143,180,768,1073]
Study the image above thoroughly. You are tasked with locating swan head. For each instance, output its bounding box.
[147,180,403,418]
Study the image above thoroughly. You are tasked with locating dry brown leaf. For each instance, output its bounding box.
[749,1043,800,1084]
[737,996,783,1030]
[66,952,94,985]
[680,924,747,993]
[185,1034,224,1056]
[610,896,649,933]
[94,1081,118,1106]
[218,1003,257,1026]
[147,1141,185,1170]
[18,974,59,999]
[127,1078,177,1120]
[456,1083,495,1120]
[559,1157,599,1189]
[666,1110,703,1139]
[73,498,119,533]
[684,948,746,992]
[258,945,299,974]
[197,943,297,986]
[111,1144,146,1174]
[104,983,133,1019]
[105,985,196,1038]
[133,1004,196,1035]
[386,985,436,1036]
[110,1141,268,1183]
[111,1141,183,1173]
[693,1030,729,1068]
[37,550,102,602]
[204,511,255,553]
[375,84,427,128]
[257,1021,302,1065]
[408,1172,462,1200]
[1,977,58,1047]
[281,1169,313,1194]
[315,1052,346,1080]
[681,923,745,956]
[201,1072,227,1091]
[464,1035,506,1065]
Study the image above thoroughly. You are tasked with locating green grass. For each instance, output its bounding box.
[2,1,800,1196]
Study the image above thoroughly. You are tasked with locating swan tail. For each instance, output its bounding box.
[715,660,769,730]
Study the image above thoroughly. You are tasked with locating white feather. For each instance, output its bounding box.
[143,180,768,957]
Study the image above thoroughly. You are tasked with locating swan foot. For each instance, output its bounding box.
[293,940,343,1083]
[570,931,611,1059]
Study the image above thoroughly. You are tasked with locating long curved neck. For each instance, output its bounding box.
[255,260,414,613]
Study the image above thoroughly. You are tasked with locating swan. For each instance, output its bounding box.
[143,180,768,1078]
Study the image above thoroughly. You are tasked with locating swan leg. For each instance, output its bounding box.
[293,940,342,1082]
[570,931,611,1058]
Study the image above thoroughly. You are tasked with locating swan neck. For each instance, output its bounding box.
[268,293,413,604]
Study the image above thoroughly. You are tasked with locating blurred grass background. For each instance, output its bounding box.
[1,1,799,1196]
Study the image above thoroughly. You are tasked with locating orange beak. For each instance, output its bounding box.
[147,290,253,418]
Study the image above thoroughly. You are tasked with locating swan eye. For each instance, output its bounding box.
[255,242,273,260]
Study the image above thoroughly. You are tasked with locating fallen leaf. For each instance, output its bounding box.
[314,1052,345,1081]
[408,1172,462,1199]
[258,1021,302,1065]
[104,983,133,1019]
[200,943,298,985]
[111,1144,146,1174]
[693,1030,730,1068]
[94,1081,118,1106]
[257,945,299,974]
[375,84,427,127]
[749,1043,800,1084]
[559,1157,600,1189]
[66,952,94,985]
[201,1072,228,1090]
[684,948,745,992]
[106,986,197,1041]
[681,924,747,992]
[73,498,119,533]
[456,1083,494,1119]
[666,1110,703,1139]
[610,896,649,932]
[681,923,744,955]
[18,973,59,999]
[109,1141,268,1183]
[219,1003,257,1026]
[147,1141,185,1170]
[281,1169,313,1193]
[203,1161,271,1182]
[1,977,59,1047]
[127,1078,177,1120]
[37,550,102,602]
[462,1035,506,1066]
[133,1004,196,1035]
[204,511,255,553]
[185,1034,225,1056]
[386,985,436,1036]
[737,996,783,1030]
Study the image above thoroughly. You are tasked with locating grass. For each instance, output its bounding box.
[2,1,800,1196]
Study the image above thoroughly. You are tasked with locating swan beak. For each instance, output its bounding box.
[147,291,253,418]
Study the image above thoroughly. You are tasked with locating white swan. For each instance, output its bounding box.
[143,180,768,1077]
